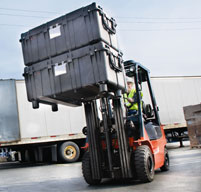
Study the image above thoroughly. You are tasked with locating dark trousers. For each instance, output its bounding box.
[127,109,138,124]
[128,110,137,116]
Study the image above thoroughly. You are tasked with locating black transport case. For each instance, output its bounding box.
[24,41,126,107]
[20,3,118,66]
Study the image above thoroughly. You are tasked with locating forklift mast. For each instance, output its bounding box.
[84,89,132,180]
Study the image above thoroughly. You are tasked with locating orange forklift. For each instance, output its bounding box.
[82,60,169,184]
[20,2,169,186]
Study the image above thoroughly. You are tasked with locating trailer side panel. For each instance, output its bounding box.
[151,76,201,128]
[0,80,20,142]
[15,80,86,139]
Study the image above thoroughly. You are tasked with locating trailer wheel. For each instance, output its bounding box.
[59,141,80,163]
[134,145,155,182]
[160,148,169,171]
[82,152,101,185]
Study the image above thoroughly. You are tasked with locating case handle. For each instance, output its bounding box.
[107,51,122,72]
[99,10,117,34]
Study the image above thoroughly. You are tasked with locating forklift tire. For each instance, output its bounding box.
[134,145,155,182]
[58,141,80,163]
[160,148,169,171]
[82,152,101,185]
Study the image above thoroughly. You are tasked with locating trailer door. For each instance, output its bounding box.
[0,80,20,142]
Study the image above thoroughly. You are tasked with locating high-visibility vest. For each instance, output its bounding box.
[124,89,143,111]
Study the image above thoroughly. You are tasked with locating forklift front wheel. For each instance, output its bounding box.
[82,152,101,185]
[134,145,155,182]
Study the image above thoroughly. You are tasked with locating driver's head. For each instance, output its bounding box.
[126,78,134,92]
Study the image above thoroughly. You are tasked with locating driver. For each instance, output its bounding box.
[124,78,143,116]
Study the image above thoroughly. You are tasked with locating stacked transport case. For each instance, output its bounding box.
[20,3,126,109]
[20,3,134,183]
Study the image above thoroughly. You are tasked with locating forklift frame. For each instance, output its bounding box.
[83,60,168,184]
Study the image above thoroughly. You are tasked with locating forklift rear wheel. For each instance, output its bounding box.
[160,148,169,171]
[134,145,155,182]
[82,152,101,185]
[58,141,80,163]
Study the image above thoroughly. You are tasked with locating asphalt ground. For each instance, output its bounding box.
[0,141,200,192]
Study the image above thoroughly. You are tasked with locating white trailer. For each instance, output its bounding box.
[0,80,86,163]
[1,76,200,161]
[152,76,201,128]
[143,76,201,145]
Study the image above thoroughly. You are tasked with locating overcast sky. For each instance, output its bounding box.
[0,0,201,79]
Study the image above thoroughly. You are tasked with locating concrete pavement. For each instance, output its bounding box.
[0,141,200,192]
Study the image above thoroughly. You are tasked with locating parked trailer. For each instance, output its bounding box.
[149,76,201,145]
[1,76,200,162]
[0,79,86,163]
